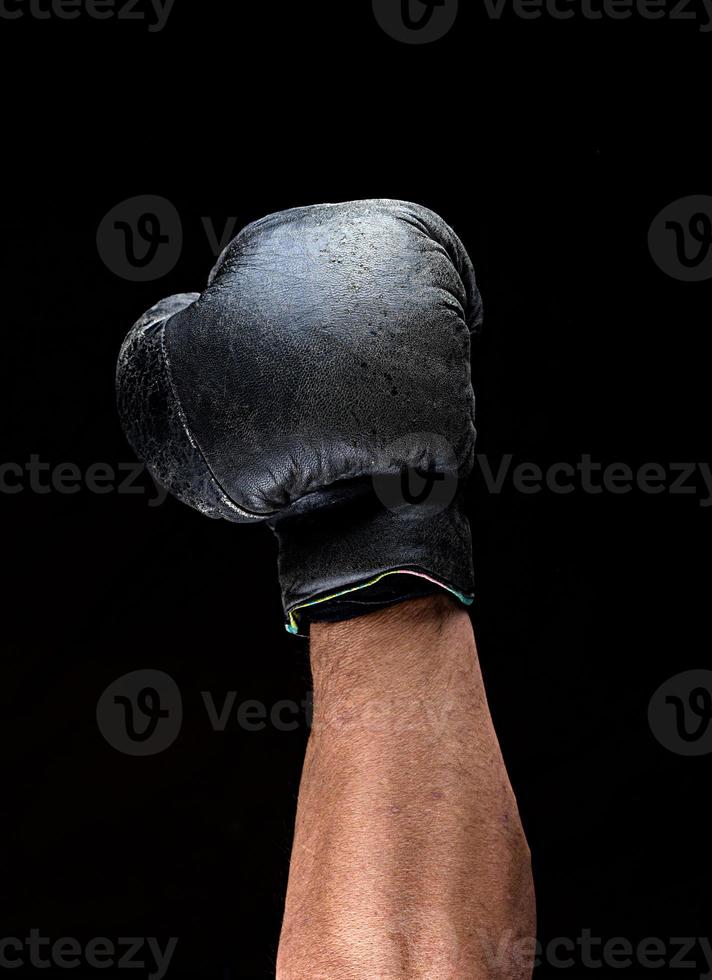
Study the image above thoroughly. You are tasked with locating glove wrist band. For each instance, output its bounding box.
[271,488,474,634]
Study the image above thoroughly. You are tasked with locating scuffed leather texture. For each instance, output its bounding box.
[116,200,483,625]
[116,294,259,522]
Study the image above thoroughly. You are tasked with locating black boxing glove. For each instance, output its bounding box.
[116,200,482,634]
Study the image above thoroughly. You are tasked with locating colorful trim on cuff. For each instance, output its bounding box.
[285,569,474,635]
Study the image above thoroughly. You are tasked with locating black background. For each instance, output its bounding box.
[2,1,711,977]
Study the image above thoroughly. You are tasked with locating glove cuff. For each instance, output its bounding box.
[271,486,474,635]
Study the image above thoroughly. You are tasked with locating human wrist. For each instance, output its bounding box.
[308,595,478,741]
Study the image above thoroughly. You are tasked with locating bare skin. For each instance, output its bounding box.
[276,594,535,979]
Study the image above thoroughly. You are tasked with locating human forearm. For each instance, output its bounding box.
[277,596,535,979]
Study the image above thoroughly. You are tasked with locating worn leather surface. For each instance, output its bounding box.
[116,200,483,625]
[116,293,255,522]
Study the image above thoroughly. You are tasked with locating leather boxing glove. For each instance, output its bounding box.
[116,200,483,634]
